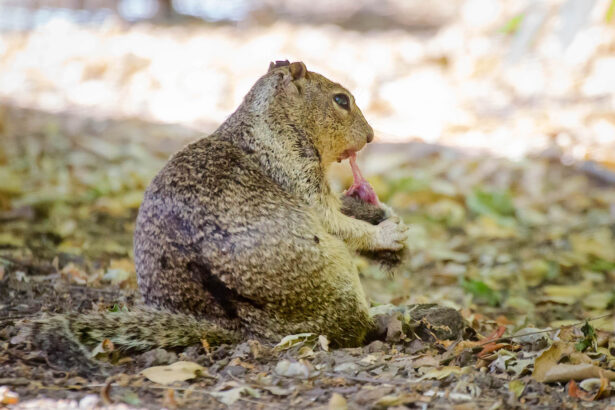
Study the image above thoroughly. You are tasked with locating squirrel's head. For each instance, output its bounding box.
[246,60,374,166]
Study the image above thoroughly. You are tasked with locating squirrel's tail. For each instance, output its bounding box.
[14,308,239,373]
[27,308,239,350]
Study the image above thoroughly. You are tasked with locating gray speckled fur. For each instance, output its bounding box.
[27,62,408,358]
[135,64,375,347]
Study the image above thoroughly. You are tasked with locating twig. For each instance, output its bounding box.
[440,312,613,366]
[0,256,56,274]
[83,383,284,408]
[323,372,409,386]
[479,312,613,345]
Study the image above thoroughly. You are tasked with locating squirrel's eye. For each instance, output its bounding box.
[333,93,350,110]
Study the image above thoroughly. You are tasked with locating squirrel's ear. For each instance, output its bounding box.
[268,60,290,72]
[267,60,307,81]
[288,62,307,80]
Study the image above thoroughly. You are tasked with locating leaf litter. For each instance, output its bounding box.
[0,106,614,409]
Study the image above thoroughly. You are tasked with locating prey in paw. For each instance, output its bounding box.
[341,153,408,273]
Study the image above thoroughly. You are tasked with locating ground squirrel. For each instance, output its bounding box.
[23,61,409,363]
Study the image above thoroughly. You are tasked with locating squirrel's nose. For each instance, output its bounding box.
[366,128,374,143]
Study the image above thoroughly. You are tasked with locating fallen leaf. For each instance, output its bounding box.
[0,386,19,405]
[328,393,347,410]
[461,279,501,306]
[582,292,614,310]
[100,381,112,405]
[508,380,525,399]
[275,333,316,350]
[375,393,423,407]
[532,342,575,382]
[477,325,507,356]
[543,282,592,305]
[60,262,89,285]
[418,366,468,381]
[0,232,24,247]
[261,385,295,396]
[210,386,260,405]
[297,346,314,359]
[163,389,179,409]
[120,391,141,407]
[90,338,114,358]
[575,322,597,352]
[141,361,209,385]
[275,359,311,378]
[466,188,515,217]
[319,334,330,352]
[542,364,615,383]
[568,375,611,401]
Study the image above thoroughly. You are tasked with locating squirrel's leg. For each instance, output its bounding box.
[234,226,375,347]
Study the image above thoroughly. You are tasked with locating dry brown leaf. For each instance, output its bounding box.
[141,361,209,385]
[90,338,115,358]
[201,338,211,354]
[541,364,615,383]
[532,342,575,382]
[418,366,468,381]
[60,262,88,285]
[100,381,112,405]
[163,389,179,409]
[568,374,610,401]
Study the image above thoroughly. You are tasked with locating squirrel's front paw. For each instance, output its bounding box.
[373,216,408,251]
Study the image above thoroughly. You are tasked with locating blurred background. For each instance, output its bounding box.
[1,0,614,160]
[1,0,614,327]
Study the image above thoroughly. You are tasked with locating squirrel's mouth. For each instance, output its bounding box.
[337,149,356,163]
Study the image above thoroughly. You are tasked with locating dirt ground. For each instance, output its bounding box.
[1,105,615,409]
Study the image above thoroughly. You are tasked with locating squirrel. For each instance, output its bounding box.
[22,61,410,365]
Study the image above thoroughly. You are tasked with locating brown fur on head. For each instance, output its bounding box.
[249,60,374,167]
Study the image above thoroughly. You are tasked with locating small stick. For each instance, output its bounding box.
[440,312,613,365]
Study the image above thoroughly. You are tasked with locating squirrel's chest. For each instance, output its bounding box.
[250,151,325,205]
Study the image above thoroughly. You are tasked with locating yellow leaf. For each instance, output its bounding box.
[418,366,469,381]
[582,292,614,310]
[328,393,347,410]
[508,380,525,399]
[570,229,615,261]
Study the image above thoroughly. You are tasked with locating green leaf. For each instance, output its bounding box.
[461,279,501,306]
[466,189,515,217]
[390,176,428,194]
[121,392,141,406]
[588,258,615,272]
[575,322,597,352]
[108,303,128,312]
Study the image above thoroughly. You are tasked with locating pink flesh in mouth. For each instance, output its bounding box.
[345,152,379,205]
